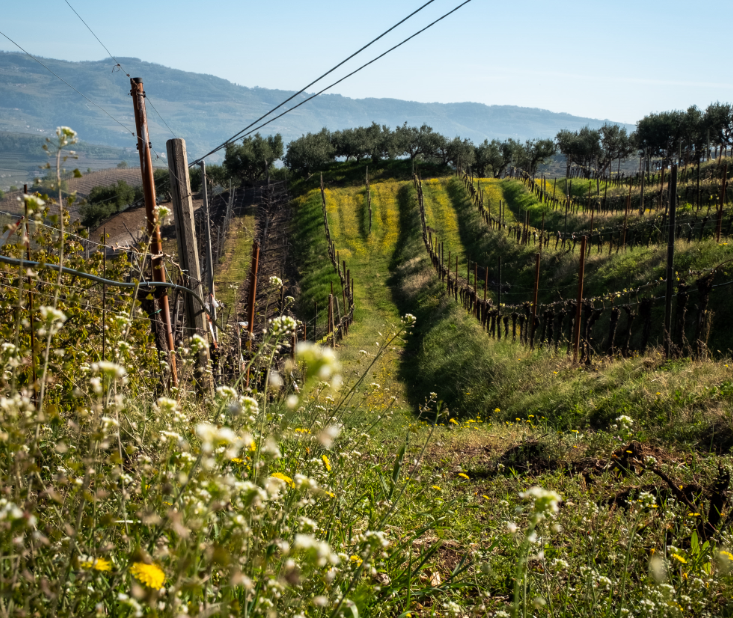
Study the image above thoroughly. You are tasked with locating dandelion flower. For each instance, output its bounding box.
[130,562,165,589]
[270,472,294,488]
[458,473,469,480]
[449,418,459,425]
[80,557,112,572]
[431,485,442,492]
[322,455,331,472]
[671,554,687,564]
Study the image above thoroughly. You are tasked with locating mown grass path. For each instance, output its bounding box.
[294,182,412,411]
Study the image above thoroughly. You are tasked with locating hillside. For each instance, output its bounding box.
[0,130,137,190]
[0,51,635,160]
[3,143,733,615]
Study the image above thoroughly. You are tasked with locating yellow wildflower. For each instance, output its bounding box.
[458,473,470,480]
[130,562,165,589]
[671,554,687,564]
[431,485,442,492]
[80,557,112,572]
[449,418,459,425]
[719,550,733,561]
[270,472,294,488]
[322,454,332,472]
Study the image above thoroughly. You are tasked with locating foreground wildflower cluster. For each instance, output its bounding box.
[0,222,429,618]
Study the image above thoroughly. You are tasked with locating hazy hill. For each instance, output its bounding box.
[0,52,635,162]
[0,130,138,189]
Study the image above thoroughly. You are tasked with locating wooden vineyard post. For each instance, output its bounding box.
[23,186,38,404]
[200,161,217,343]
[716,162,728,242]
[102,228,106,361]
[664,165,678,359]
[573,237,587,364]
[329,294,335,349]
[455,255,458,301]
[130,77,177,386]
[497,256,502,310]
[245,241,260,387]
[483,264,488,304]
[530,253,540,350]
[313,300,318,342]
[474,262,478,317]
[639,151,646,215]
[540,212,545,253]
[366,166,372,234]
[167,138,209,373]
[623,184,631,250]
[342,286,347,333]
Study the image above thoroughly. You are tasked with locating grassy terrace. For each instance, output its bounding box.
[284,159,733,615]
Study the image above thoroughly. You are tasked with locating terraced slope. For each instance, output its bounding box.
[293,181,412,409]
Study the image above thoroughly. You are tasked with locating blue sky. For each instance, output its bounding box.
[2,0,731,125]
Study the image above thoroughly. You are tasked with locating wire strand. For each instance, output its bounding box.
[62,0,177,138]
[220,0,473,149]
[0,29,136,138]
[192,0,465,164]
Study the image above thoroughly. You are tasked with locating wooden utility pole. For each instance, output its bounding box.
[130,77,177,386]
[664,165,678,359]
[199,161,217,342]
[166,138,208,358]
[573,237,587,364]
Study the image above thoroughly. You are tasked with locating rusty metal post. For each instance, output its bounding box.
[130,77,177,386]
[246,241,260,348]
[573,237,587,364]
[245,241,260,387]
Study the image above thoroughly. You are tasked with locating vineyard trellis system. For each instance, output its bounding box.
[462,168,732,257]
[414,174,733,363]
[316,173,355,347]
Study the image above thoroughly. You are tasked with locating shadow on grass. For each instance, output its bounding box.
[384,182,504,419]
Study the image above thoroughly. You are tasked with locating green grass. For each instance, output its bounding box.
[214,206,257,311]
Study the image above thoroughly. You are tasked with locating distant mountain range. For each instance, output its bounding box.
[0,51,635,162]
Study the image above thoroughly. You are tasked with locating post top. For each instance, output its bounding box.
[132,77,143,84]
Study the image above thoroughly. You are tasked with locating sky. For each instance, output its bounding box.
[2,0,732,126]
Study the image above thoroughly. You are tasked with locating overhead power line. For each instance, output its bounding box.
[191,0,449,164]
[0,29,135,138]
[62,0,178,138]
[196,0,473,161]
